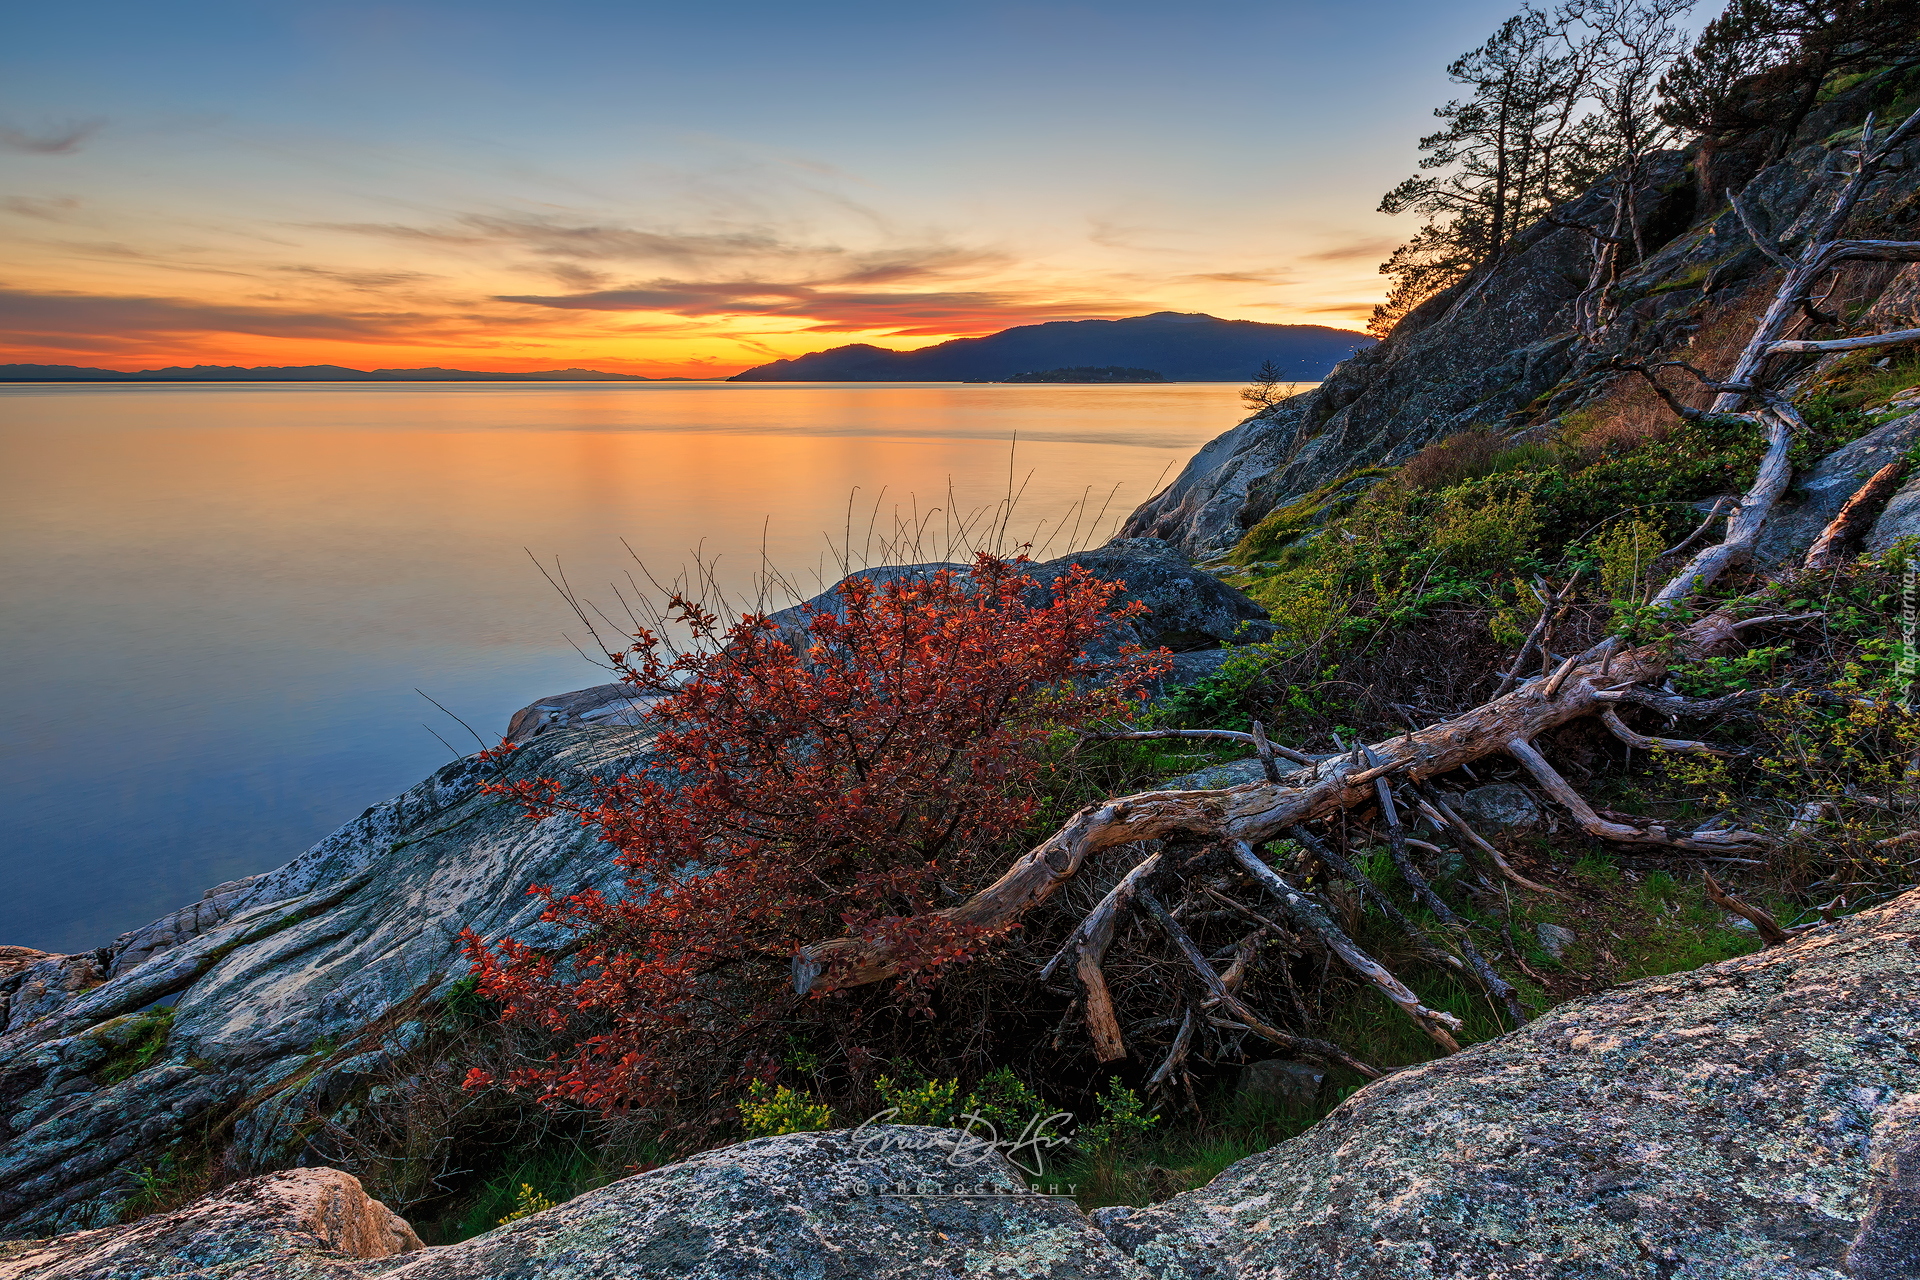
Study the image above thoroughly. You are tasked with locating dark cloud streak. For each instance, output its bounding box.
[0,118,106,154]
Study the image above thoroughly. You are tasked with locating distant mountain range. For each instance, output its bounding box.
[0,364,674,382]
[729,313,1373,382]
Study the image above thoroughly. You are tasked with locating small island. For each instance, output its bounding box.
[979,365,1168,383]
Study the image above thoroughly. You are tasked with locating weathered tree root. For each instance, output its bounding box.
[794,608,1798,995]
[787,107,1920,1085]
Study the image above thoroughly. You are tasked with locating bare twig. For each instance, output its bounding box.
[1226,842,1461,1051]
[1365,753,1525,1023]
[1702,870,1801,946]
[1139,890,1381,1076]
[1413,786,1564,898]
[1599,706,1735,755]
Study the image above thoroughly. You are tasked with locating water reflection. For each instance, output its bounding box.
[0,381,1255,951]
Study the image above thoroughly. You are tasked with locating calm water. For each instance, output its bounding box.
[0,380,1251,952]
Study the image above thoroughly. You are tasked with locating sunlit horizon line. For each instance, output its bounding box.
[0,305,1379,377]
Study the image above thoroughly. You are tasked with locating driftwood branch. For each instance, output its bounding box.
[1146,1007,1195,1089]
[1496,575,1579,694]
[1412,786,1563,897]
[1286,824,1467,968]
[1803,461,1911,571]
[1366,756,1525,1023]
[1226,842,1461,1052]
[1650,406,1794,604]
[1702,870,1803,946]
[1662,497,1731,560]
[1599,706,1735,756]
[1507,737,1771,851]
[1767,325,1920,355]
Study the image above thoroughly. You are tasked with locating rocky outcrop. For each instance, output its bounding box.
[0,1168,419,1279]
[1124,100,1920,559]
[0,727,651,1237]
[1093,886,1920,1279]
[16,891,1920,1276]
[0,539,1264,1238]
[1755,409,1920,566]
[367,1127,1141,1279]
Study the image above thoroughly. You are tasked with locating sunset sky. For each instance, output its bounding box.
[3,0,1526,376]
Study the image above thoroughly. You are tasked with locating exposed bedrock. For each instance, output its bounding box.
[1123,108,1920,559]
[0,1168,421,1279]
[0,539,1264,1238]
[1094,886,1920,1279]
[13,892,1920,1276]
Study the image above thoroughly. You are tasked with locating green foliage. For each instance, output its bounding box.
[1232,470,1390,564]
[496,1182,558,1226]
[1075,1080,1157,1153]
[872,1072,962,1126]
[440,975,499,1028]
[962,1067,1052,1133]
[443,1146,616,1242]
[1432,489,1542,570]
[1671,644,1790,697]
[1590,516,1668,605]
[95,1007,173,1086]
[738,1081,834,1138]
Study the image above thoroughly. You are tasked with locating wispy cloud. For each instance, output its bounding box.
[496,279,1140,336]
[0,287,482,345]
[1177,270,1293,285]
[3,196,82,221]
[280,266,440,291]
[328,213,799,264]
[1300,237,1398,263]
[0,118,106,155]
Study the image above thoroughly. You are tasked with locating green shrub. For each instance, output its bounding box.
[1076,1080,1157,1153]
[496,1183,558,1226]
[1431,490,1541,570]
[872,1073,962,1126]
[738,1082,834,1137]
[962,1067,1052,1133]
[1590,517,1668,606]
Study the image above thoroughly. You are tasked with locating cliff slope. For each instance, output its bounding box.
[1124,98,1920,557]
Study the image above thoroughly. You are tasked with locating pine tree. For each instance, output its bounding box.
[1372,7,1600,335]
[1660,0,1920,160]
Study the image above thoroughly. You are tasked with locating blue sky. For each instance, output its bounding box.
[2,0,1539,372]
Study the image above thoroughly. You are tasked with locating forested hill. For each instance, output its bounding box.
[728,312,1373,381]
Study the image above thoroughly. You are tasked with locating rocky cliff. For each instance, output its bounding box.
[1123,100,1920,560]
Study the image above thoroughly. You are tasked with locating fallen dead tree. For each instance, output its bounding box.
[791,107,1920,1078]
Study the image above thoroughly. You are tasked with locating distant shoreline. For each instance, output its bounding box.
[0,376,1262,385]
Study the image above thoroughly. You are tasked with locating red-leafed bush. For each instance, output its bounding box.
[461,553,1164,1114]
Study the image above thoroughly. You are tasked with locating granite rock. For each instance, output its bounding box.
[1092,888,1920,1279]
[1449,782,1544,834]
[0,1168,419,1279]
[363,1127,1144,1279]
